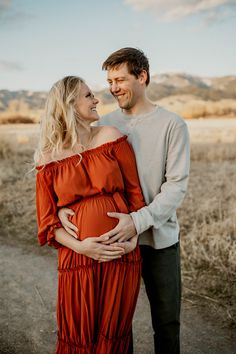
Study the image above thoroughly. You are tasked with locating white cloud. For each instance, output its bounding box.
[124,0,236,23]
[0,60,23,71]
[0,0,11,13]
[0,0,34,27]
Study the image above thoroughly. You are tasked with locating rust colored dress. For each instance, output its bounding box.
[36,136,145,354]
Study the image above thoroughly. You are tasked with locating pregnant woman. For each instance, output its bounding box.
[35,76,145,353]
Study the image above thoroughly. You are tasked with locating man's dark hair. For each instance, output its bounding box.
[102,47,150,86]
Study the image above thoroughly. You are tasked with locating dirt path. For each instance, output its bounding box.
[1,243,235,354]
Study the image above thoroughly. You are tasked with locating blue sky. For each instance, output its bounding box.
[0,0,236,91]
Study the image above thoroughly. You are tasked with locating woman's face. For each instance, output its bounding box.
[74,83,99,122]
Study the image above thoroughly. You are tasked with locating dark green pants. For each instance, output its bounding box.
[128,242,181,354]
[140,242,181,354]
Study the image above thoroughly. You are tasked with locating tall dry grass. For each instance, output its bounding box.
[179,143,236,325]
[0,136,235,324]
[156,96,236,119]
[0,137,40,253]
[1,96,236,122]
[0,114,36,124]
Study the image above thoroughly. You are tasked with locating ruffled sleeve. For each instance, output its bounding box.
[36,169,62,248]
[113,136,145,212]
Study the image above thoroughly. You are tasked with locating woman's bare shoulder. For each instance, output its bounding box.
[36,152,55,167]
[95,126,123,145]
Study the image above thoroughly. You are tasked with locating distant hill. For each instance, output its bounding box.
[147,73,236,102]
[96,73,236,104]
[0,73,236,121]
[0,90,46,112]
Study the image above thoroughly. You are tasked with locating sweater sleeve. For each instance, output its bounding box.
[113,137,146,212]
[36,169,62,248]
[130,123,190,235]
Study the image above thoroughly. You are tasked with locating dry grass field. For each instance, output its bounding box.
[0,119,236,352]
[155,96,236,119]
[180,142,236,323]
[1,96,236,123]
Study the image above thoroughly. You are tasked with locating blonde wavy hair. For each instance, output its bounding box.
[34,76,87,166]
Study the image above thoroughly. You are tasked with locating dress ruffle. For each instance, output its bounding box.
[38,222,62,249]
[47,223,63,248]
[56,248,141,354]
[56,331,131,354]
[36,135,128,171]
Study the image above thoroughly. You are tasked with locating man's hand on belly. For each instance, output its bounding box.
[101,212,137,244]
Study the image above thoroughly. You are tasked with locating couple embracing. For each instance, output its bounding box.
[35,47,190,354]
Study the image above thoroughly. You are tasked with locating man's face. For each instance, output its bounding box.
[107,63,144,111]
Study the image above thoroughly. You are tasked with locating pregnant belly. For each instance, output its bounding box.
[69,194,128,240]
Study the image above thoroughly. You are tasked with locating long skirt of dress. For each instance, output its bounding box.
[55,194,142,354]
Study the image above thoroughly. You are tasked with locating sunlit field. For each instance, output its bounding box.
[0,119,235,327]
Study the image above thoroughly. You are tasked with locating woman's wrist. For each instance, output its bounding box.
[73,239,85,254]
[55,228,84,254]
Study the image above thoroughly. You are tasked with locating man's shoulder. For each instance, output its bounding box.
[157,106,187,129]
[99,109,121,125]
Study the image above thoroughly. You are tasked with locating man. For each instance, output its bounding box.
[59,47,190,353]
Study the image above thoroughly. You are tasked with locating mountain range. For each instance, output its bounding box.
[0,73,235,119]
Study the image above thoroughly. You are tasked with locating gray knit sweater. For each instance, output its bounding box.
[99,106,190,249]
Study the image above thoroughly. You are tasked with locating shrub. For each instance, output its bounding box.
[0,115,35,124]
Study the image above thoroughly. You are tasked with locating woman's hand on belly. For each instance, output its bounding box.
[78,235,125,262]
